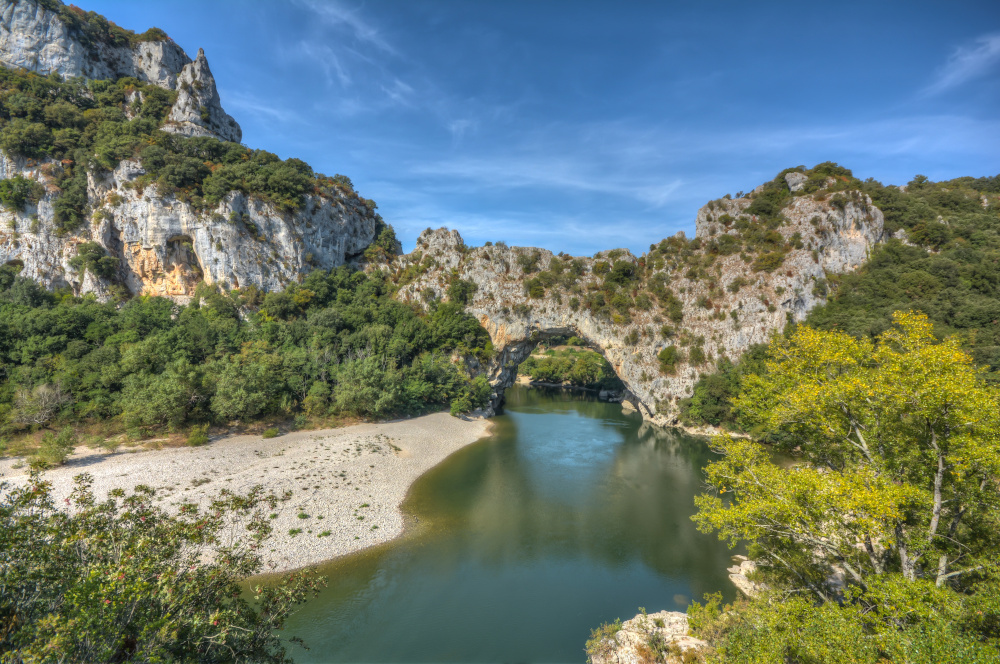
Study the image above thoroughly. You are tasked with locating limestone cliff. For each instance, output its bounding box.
[587,610,709,664]
[0,0,383,300]
[386,179,885,423]
[0,153,380,302]
[0,0,240,141]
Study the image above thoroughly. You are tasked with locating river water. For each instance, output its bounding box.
[285,385,736,663]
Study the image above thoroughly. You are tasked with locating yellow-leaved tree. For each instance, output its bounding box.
[690,311,1000,662]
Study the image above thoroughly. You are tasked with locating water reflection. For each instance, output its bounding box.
[286,386,736,663]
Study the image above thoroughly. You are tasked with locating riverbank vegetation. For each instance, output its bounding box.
[0,265,492,462]
[517,338,623,392]
[687,312,1000,662]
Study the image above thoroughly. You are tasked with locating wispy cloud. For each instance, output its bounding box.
[225,91,303,124]
[292,0,397,55]
[922,32,1000,96]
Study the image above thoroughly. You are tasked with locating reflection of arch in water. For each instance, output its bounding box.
[425,388,735,599]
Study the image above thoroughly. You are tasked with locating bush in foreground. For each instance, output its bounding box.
[0,472,323,662]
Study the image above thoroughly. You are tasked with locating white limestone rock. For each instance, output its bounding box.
[163,48,241,143]
[0,154,380,302]
[785,171,808,192]
[388,182,885,424]
[588,610,709,664]
[0,0,240,142]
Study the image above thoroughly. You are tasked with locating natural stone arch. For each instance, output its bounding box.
[474,318,641,417]
[388,185,886,424]
[477,322,633,415]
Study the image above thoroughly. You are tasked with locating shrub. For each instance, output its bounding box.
[658,345,683,374]
[446,277,478,305]
[727,277,747,293]
[517,250,541,273]
[689,345,706,365]
[524,278,545,299]
[585,619,622,661]
[752,251,785,273]
[0,175,43,211]
[186,423,209,446]
[68,242,119,279]
[34,427,78,466]
[262,427,279,439]
[0,472,325,661]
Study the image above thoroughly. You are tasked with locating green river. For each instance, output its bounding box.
[285,385,736,662]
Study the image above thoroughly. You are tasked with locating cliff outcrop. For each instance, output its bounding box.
[0,153,381,302]
[386,175,886,423]
[0,0,240,141]
[0,0,383,300]
[587,610,709,664]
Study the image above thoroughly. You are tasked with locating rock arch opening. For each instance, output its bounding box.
[482,324,636,416]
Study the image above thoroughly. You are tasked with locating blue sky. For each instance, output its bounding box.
[86,1,1000,256]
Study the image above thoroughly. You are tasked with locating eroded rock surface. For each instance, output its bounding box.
[0,0,239,141]
[387,185,885,422]
[588,610,709,664]
[0,153,380,301]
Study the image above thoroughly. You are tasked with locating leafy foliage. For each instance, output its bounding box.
[518,346,623,391]
[0,266,492,445]
[0,470,324,662]
[683,170,1000,430]
[689,313,1000,662]
[0,175,43,211]
[67,241,119,279]
[0,67,369,233]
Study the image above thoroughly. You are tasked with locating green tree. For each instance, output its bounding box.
[690,311,1000,661]
[0,471,323,662]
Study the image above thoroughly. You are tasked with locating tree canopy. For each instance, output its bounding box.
[0,266,492,455]
[689,312,1000,662]
[1,471,323,662]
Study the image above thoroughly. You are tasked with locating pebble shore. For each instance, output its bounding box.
[0,413,490,573]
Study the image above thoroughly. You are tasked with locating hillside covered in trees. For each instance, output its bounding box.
[681,170,1000,432]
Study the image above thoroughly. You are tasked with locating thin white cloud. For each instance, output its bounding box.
[289,41,352,87]
[293,0,397,55]
[923,32,1000,96]
[225,91,303,124]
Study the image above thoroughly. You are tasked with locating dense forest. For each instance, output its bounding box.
[681,169,1000,432]
[0,265,492,459]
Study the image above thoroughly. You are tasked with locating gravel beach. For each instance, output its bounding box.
[0,413,491,573]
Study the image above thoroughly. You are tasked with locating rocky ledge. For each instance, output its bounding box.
[588,610,710,664]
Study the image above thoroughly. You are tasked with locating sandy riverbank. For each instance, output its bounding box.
[0,413,490,573]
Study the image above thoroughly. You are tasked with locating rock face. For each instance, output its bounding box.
[0,153,381,302]
[164,48,241,143]
[0,0,381,298]
[727,555,761,597]
[588,610,709,664]
[0,0,240,142]
[388,185,885,423]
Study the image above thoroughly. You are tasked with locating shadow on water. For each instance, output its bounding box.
[285,385,736,663]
